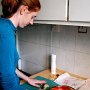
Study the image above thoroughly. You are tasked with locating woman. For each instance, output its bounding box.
[0,0,46,90]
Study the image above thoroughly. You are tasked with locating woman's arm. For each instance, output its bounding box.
[16,68,46,87]
[16,68,29,82]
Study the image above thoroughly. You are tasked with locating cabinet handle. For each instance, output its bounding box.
[65,0,69,21]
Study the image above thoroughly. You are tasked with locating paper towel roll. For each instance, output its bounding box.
[51,54,56,74]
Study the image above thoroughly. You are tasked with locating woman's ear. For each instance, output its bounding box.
[19,5,29,15]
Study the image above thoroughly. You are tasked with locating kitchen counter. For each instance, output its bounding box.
[20,68,87,84]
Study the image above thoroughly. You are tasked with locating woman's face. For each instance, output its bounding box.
[18,6,39,28]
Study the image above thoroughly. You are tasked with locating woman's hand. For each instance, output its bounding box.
[27,78,46,87]
[16,69,46,87]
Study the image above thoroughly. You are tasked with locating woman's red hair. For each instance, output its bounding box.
[1,0,41,18]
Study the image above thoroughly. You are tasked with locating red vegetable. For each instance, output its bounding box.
[51,85,75,90]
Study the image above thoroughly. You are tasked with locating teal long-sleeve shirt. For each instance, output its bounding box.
[0,18,24,90]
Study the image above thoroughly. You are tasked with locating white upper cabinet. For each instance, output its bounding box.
[36,0,68,21]
[35,0,90,26]
[69,0,90,22]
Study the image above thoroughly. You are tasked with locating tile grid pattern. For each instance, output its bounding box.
[18,25,90,78]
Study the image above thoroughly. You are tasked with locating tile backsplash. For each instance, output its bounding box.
[17,24,90,78]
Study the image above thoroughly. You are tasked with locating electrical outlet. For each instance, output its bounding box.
[78,26,87,33]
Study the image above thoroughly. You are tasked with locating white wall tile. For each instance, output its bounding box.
[51,32,61,48]
[51,47,75,73]
[76,28,90,54]
[18,25,90,78]
[21,60,46,75]
[60,26,76,51]
[19,41,50,68]
[74,52,90,78]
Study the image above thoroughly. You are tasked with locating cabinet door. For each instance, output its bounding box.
[69,0,90,22]
[36,0,68,21]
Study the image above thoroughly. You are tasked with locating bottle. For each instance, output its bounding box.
[51,54,56,74]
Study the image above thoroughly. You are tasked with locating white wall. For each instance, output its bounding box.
[18,24,90,78]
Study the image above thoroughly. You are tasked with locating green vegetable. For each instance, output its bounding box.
[40,83,51,90]
[45,87,51,90]
[44,84,49,90]
[40,84,45,89]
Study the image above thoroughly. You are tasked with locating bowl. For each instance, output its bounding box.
[51,85,75,90]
